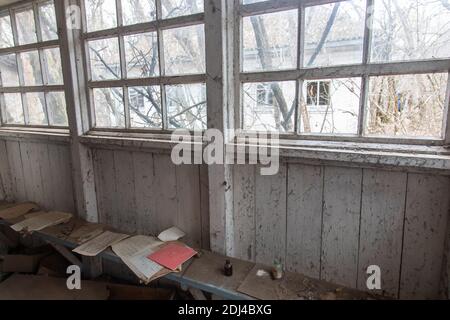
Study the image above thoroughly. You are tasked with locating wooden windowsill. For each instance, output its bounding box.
[0,127,71,144]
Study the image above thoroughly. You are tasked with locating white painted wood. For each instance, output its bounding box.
[132,151,158,236]
[5,140,26,201]
[176,164,202,248]
[93,149,116,228]
[113,150,137,234]
[255,164,287,266]
[0,139,12,201]
[233,165,256,262]
[286,163,323,278]
[357,169,407,298]
[400,173,450,299]
[321,166,362,288]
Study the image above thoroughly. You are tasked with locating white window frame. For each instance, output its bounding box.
[80,0,207,133]
[236,0,450,146]
[0,0,68,129]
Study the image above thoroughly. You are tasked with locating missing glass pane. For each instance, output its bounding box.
[371,0,450,62]
[122,0,156,25]
[243,81,296,132]
[124,32,159,78]
[366,73,448,138]
[161,0,204,19]
[93,87,125,128]
[242,10,298,72]
[163,24,205,76]
[39,1,58,41]
[2,93,24,124]
[47,91,68,126]
[301,78,361,135]
[85,0,117,32]
[0,54,20,87]
[166,83,206,130]
[128,86,162,128]
[16,8,37,45]
[88,37,121,80]
[304,0,365,68]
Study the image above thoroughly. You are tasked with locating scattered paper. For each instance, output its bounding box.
[112,235,165,283]
[158,227,186,242]
[11,211,72,232]
[70,224,104,244]
[0,203,39,220]
[148,243,197,271]
[73,231,129,257]
[256,270,270,277]
[24,211,47,219]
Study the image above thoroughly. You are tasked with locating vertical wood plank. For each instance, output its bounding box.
[113,150,137,234]
[255,164,287,266]
[176,164,202,248]
[20,142,46,207]
[132,151,157,236]
[199,164,210,250]
[286,163,323,278]
[0,140,12,201]
[321,166,362,288]
[5,140,26,202]
[233,165,256,262]
[400,173,450,299]
[93,149,116,228]
[358,169,407,297]
[153,154,178,233]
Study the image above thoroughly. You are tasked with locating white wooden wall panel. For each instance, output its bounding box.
[357,169,407,297]
[0,139,75,212]
[233,165,256,261]
[400,174,450,299]
[0,140,12,201]
[255,164,287,266]
[93,149,207,248]
[321,166,362,288]
[286,164,323,278]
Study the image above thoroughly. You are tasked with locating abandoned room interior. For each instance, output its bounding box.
[0,0,449,303]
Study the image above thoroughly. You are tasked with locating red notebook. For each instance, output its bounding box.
[147,243,197,271]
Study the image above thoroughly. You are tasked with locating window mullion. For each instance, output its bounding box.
[156,0,167,130]
[296,4,305,134]
[443,72,450,144]
[358,0,374,137]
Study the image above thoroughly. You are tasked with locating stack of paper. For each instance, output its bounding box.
[11,211,72,232]
[73,231,129,257]
[0,203,39,220]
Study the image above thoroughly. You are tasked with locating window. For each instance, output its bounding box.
[0,0,68,128]
[239,0,450,142]
[83,0,206,131]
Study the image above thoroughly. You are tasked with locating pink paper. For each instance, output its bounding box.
[148,243,197,271]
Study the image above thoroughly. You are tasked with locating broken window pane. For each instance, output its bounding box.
[166,83,206,130]
[88,37,121,80]
[2,93,24,124]
[366,73,448,138]
[0,14,14,48]
[242,10,298,72]
[371,0,450,62]
[93,87,125,128]
[0,54,20,87]
[243,81,296,132]
[124,32,159,78]
[129,86,162,128]
[16,8,37,45]
[300,78,361,135]
[39,1,58,41]
[122,0,156,25]
[85,0,117,32]
[163,24,205,75]
[43,47,63,85]
[161,0,203,19]
[304,0,365,68]
[25,92,47,125]
[47,91,68,126]
[20,50,43,86]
